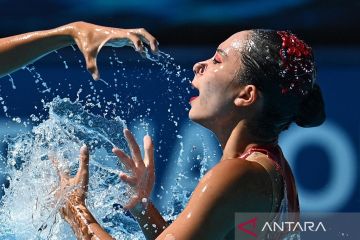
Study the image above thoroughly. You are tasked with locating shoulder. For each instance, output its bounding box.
[212,155,270,179]
[156,157,274,240]
[207,157,274,206]
[201,157,270,192]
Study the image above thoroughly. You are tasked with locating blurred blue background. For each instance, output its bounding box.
[0,0,359,215]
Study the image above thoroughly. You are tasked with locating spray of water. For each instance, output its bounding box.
[0,45,214,239]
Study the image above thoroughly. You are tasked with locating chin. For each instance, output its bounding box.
[188,110,212,129]
[188,109,197,121]
[189,106,203,118]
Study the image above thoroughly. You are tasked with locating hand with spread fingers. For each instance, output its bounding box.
[69,22,159,80]
[112,129,155,212]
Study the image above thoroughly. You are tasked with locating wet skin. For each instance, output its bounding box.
[0,21,158,80]
[58,30,279,240]
[1,24,280,239]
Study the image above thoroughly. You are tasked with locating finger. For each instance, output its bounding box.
[131,28,159,54]
[143,135,154,169]
[119,172,137,186]
[78,145,90,173]
[123,129,143,166]
[143,135,155,188]
[126,32,145,53]
[76,145,90,186]
[112,147,135,170]
[75,35,101,81]
[84,52,100,80]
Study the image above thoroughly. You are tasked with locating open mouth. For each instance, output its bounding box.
[189,83,199,103]
[189,96,198,102]
[189,87,199,103]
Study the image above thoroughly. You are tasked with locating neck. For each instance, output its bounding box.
[214,121,277,160]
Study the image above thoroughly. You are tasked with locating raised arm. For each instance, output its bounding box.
[0,21,158,80]
[113,129,168,239]
[52,146,114,240]
[54,129,166,240]
[55,131,274,240]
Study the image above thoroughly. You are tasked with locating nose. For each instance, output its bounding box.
[193,62,207,75]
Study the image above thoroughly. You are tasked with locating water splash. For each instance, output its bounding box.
[0,97,145,239]
[0,45,204,240]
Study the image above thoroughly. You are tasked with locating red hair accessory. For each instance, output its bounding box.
[278,31,311,62]
[277,31,314,96]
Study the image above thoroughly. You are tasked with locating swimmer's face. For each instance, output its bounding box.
[189,31,251,129]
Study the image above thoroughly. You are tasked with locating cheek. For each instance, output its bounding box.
[200,81,219,105]
[200,83,230,113]
[198,68,238,108]
[201,74,229,99]
[212,65,224,73]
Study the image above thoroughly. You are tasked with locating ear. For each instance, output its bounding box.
[234,85,258,107]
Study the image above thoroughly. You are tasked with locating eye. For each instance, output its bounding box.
[212,54,222,64]
[212,58,220,64]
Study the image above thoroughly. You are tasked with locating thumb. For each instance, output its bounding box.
[85,38,109,80]
[143,135,154,168]
[85,53,100,80]
[73,36,101,81]
[76,145,90,185]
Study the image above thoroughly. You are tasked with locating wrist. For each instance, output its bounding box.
[63,21,89,43]
[52,23,77,46]
[64,203,98,239]
[129,198,151,217]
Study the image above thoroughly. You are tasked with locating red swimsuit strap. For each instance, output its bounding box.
[240,145,283,173]
[240,145,300,212]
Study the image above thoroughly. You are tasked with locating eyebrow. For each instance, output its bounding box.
[216,48,228,57]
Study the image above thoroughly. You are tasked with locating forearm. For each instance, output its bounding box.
[0,23,75,78]
[130,201,169,240]
[64,203,114,240]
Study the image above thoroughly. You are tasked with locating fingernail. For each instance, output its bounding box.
[154,42,160,54]
[91,73,100,81]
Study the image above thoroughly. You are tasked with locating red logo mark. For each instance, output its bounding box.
[237,217,258,237]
